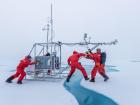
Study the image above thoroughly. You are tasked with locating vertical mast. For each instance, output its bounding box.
[50,3,53,54]
[46,23,49,53]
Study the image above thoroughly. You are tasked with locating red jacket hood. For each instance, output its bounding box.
[73,51,78,54]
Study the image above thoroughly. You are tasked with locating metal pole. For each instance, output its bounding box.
[50,3,53,54]
[60,45,62,68]
[28,45,35,56]
[34,44,37,79]
[43,45,45,55]
[50,4,54,72]
[34,44,36,58]
[38,47,44,56]
[46,23,49,53]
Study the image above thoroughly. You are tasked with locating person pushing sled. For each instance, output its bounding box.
[66,51,89,82]
[6,55,37,84]
[87,48,109,82]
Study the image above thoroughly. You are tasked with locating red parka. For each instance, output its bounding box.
[67,51,86,65]
[17,57,36,70]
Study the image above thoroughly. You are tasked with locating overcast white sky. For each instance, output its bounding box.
[0,0,140,68]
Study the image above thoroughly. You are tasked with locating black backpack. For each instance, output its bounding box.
[101,52,106,65]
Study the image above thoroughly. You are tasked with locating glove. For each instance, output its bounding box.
[85,51,89,54]
[68,63,71,66]
[36,60,41,65]
[88,49,92,53]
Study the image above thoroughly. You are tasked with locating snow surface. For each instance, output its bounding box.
[0,70,78,105]
[81,60,140,105]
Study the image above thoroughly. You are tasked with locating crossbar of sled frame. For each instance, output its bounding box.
[25,75,66,81]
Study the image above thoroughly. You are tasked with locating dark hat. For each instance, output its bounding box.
[26,55,32,59]
[96,48,101,51]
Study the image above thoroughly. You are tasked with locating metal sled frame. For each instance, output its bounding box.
[25,39,118,81]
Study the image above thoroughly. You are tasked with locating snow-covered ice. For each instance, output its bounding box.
[81,60,140,105]
[1,60,140,105]
[0,70,78,105]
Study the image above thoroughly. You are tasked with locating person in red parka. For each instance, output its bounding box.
[6,55,37,84]
[66,51,89,82]
[87,48,109,82]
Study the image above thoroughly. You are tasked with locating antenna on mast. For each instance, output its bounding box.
[42,4,54,54]
[42,18,50,53]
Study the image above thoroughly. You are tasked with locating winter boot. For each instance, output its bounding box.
[104,75,109,82]
[101,73,109,81]
[84,77,89,80]
[6,76,14,83]
[66,76,71,82]
[17,81,22,84]
[90,78,95,82]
